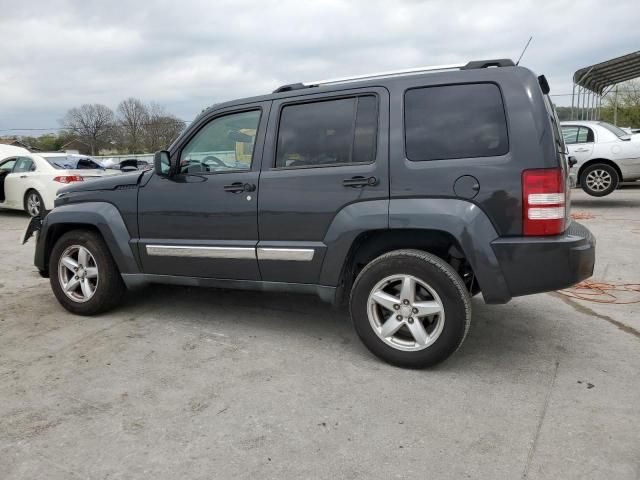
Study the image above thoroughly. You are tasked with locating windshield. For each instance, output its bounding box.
[43,155,104,170]
[598,121,630,139]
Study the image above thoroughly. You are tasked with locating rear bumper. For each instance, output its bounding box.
[491,221,595,299]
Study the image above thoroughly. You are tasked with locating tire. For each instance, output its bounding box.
[24,189,44,217]
[49,229,126,315]
[580,163,618,197]
[350,249,471,368]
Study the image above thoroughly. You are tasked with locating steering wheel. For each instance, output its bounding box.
[202,155,229,169]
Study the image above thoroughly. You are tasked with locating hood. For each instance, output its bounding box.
[57,171,144,195]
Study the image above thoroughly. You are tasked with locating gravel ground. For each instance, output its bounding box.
[1,186,639,480]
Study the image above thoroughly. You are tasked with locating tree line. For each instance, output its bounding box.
[62,98,186,155]
[19,99,186,155]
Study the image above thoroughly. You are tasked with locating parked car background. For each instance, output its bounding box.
[561,120,640,196]
[0,151,119,216]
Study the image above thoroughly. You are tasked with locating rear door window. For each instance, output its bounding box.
[275,95,378,168]
[13,157,34,173]
[404,83,509,161]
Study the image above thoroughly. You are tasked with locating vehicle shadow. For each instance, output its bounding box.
[123,284,561,373]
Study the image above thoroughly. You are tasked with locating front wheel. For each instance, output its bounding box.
[49,229,126,315]
[350,249,471,368]
[580,163,618,197]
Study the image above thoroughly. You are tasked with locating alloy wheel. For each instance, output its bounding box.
[27,193,41,217]
[585,169,612,192]
[367,274,445,351]
[57,245,99,303]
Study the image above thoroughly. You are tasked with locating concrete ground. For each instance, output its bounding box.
[0,187,638,480]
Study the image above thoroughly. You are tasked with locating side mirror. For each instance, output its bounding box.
[568,156,577,168]
[154,150,173,177]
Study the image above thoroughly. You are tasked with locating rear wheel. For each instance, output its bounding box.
[49,230,125,315]
[580,163,618,197]
[24,190,44,217]
[350,249,471,368]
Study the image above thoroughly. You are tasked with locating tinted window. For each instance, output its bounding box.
[405,83,509,161]
[181,110,260,174]
[276,95,377,168]
[13,157,33,173]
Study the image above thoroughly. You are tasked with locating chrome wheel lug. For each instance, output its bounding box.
[393,304,400,310]
[402,299,410,305]
[408,317,414,324]
[412,307,418,314]
[396,315,403,321]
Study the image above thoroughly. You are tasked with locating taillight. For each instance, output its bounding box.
[522,168,566,236]
[53,175,84,184]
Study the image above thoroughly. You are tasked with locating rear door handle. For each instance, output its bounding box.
[224,182,256,193]
[343,176,378,188]
[20,175,27,178]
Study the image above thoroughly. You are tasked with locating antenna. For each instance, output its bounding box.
[516,36,533,66]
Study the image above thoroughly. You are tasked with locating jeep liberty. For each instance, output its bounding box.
[27,59,596,368]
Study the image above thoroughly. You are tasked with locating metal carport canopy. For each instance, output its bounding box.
[574,50,640,94]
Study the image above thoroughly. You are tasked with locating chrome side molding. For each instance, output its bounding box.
[146,245,315,262]
[257,248,314,262]
[146,245,256,259]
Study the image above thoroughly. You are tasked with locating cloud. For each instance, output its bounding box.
[0,0,638,133]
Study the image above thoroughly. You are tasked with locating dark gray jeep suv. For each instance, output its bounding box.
[29,59,595,368]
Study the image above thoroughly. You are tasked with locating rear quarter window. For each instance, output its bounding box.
[404,83,509,161]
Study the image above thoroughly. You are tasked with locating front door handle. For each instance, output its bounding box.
[224,182,256,193]
[343,176,378,188]
[574,148,590,153]
[20,175,27,178]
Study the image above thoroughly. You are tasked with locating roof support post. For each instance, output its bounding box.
[570,83,576,120]
[613,84,619,126]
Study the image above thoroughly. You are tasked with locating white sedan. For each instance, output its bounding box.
[0,149,118,217]
[561,120,640,196]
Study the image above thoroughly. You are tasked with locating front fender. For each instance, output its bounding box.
[35,202,140,276]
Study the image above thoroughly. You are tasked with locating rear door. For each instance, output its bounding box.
[562,125,594,165]
[137,102,270,279]
[257,87,389,283]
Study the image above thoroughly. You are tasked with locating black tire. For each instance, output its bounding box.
[24,189,44,217]
[49,229,126,315]
[350,249,471,368]
[580,163,618,197]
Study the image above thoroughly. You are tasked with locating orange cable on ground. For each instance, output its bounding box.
[570,211,596,220]
[558,280,640,304]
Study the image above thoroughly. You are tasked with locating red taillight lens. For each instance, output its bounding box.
[53,175,84,184]
[522,168,566,236]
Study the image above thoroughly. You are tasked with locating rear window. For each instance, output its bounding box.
[44,156,103,170]
[404,83,509,161]
[598,121,629,138]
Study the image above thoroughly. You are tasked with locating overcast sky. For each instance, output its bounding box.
[1,0,638,135]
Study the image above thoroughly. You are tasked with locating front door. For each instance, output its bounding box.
[137,103,270,279]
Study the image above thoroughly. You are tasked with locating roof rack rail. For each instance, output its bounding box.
[272,58,515,93]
